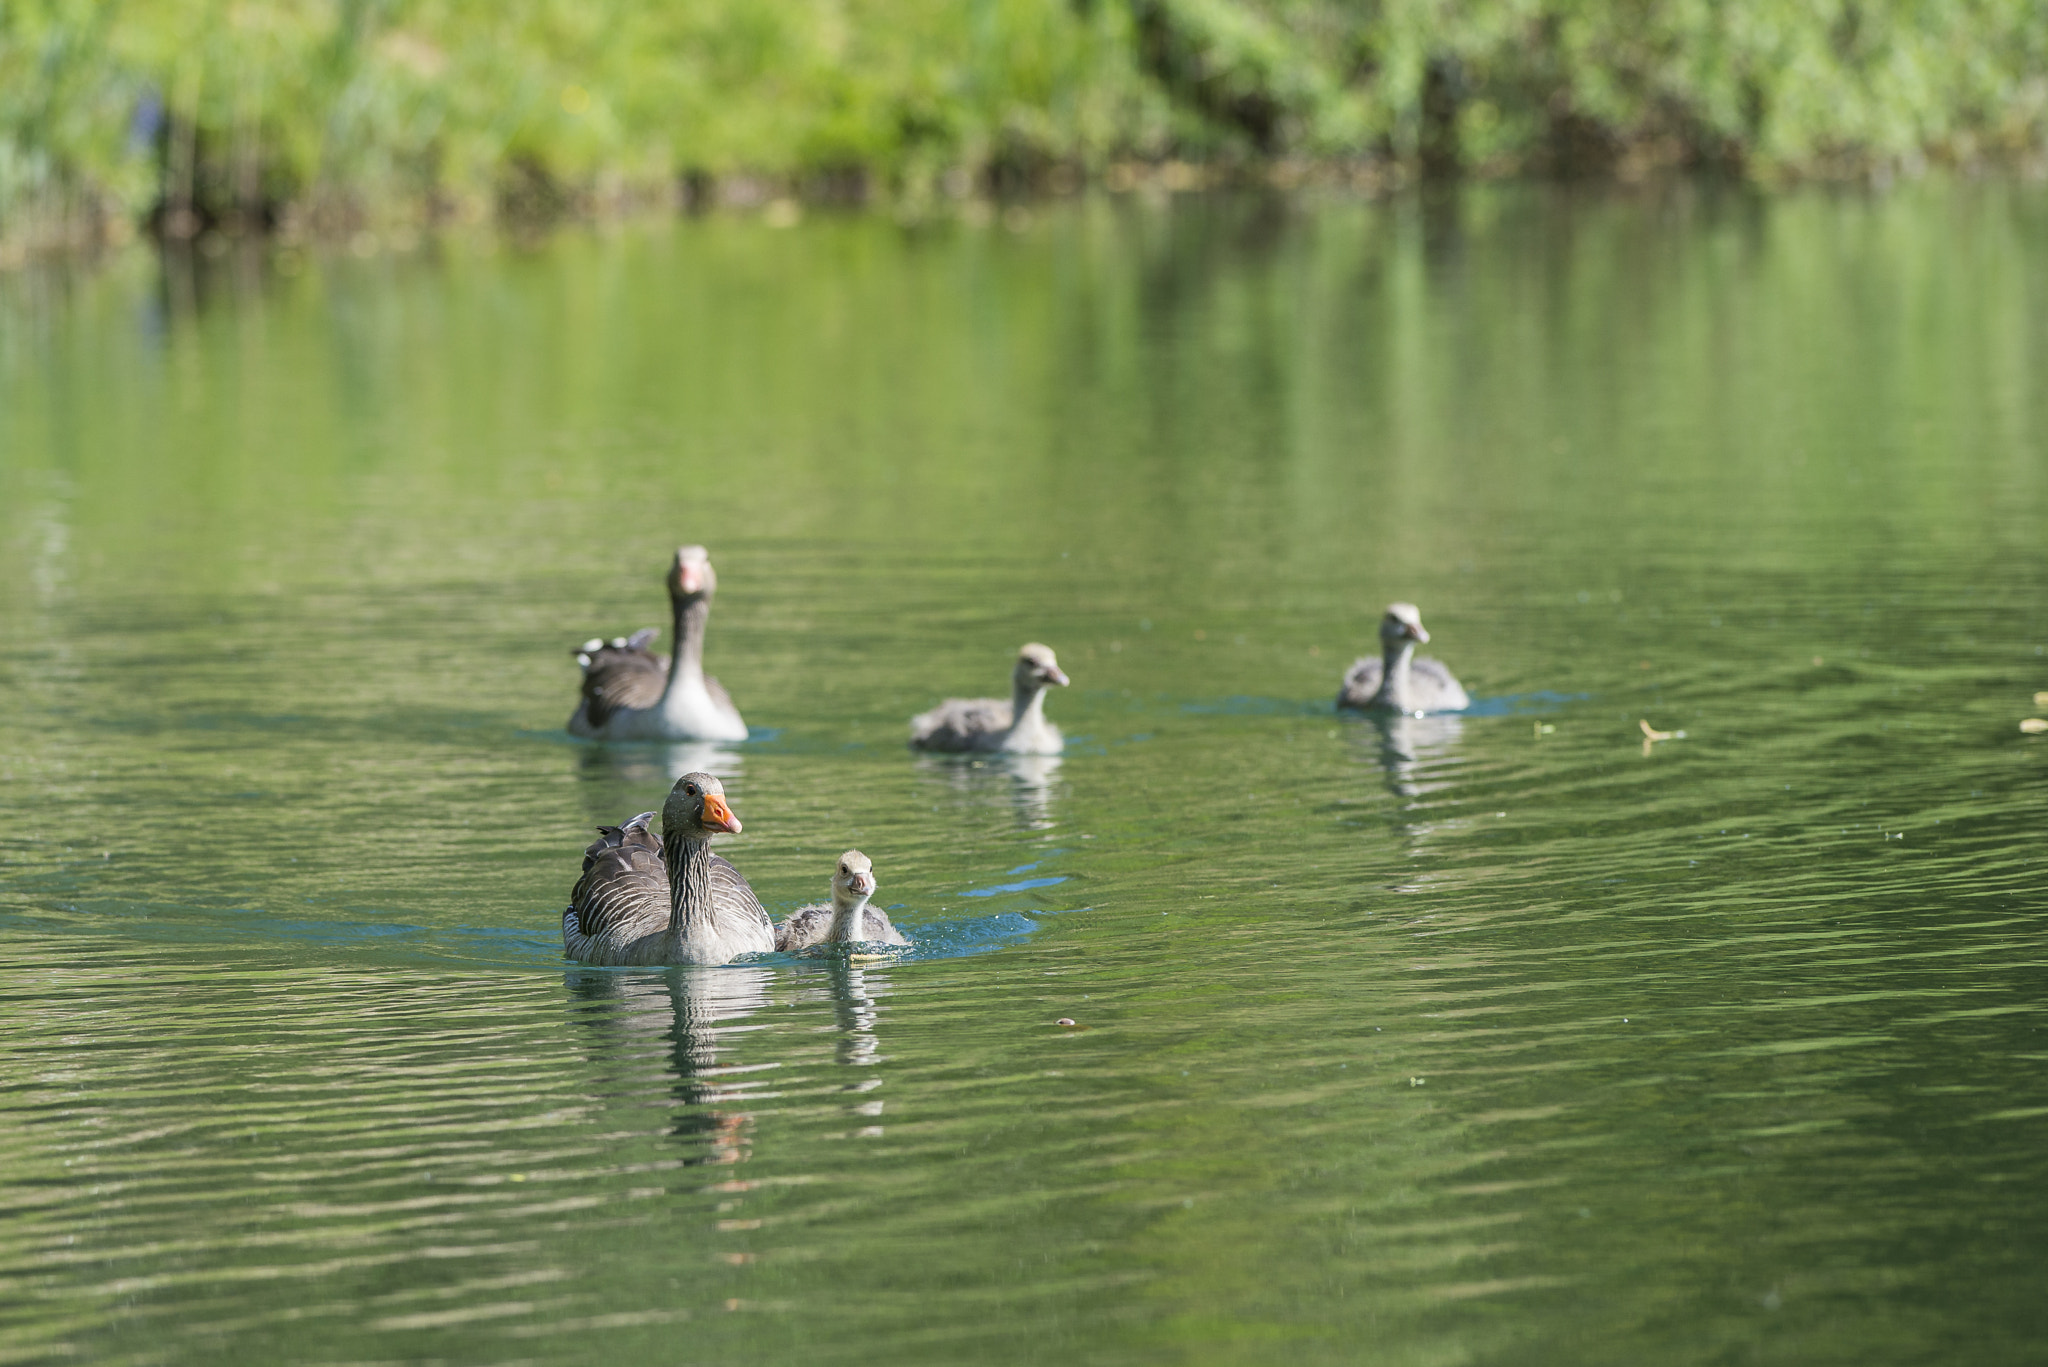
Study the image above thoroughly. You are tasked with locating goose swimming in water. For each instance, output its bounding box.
[1337,603,1470,714]
[563,773,775,966]
[909,644,1069,755]
[568,546,749,742]
[775,851,911,952]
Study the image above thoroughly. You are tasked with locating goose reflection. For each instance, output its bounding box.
[561,964,775,1164]
[577,739,745,786]
[914,751,1063,830]
[573,740,745,825]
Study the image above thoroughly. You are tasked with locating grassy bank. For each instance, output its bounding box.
[4,0,2046,254]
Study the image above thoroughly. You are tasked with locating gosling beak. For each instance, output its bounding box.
[1407,623,1430,644]
[1044,665,1070,687]
[851,873,876,897]
[699,792,741,834]
[676,564,705,594]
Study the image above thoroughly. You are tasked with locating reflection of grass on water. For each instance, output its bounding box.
[4,0,2046,255]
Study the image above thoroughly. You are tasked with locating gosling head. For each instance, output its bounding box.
[1014,643,1070,691]
[1379,603,1430,647]
[666,545,718,601]
[833,850,877,904]
[662,771,742,838]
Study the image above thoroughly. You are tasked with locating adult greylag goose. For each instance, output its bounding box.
[909,644,1069,754]
[775,851,911,952]
[563,773,775,966]
[568,546,748,742]
[1337,603,1471,714]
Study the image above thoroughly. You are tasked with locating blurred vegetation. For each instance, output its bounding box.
[2,0,2046,250]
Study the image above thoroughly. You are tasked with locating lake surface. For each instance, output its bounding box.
[2,181,2045,1365]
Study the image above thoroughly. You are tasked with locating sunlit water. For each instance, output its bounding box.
[2,183,2045,1364]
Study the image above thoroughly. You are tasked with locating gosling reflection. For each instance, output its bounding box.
[561,964,775,1165]
[828,956,888,1069]
[790,957,894,1133]
[914,750,1063,830]
[1356,711,1467,803]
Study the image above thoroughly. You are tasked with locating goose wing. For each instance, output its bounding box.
[568,813,669,946]
[576,631,669,728]
[704,673,741,717]
[775,902,832,953]
[1408,656,1471,711]
[710,853,774,938]
[1336,657,1382,709]
[862,907,913,946]
[909,696,1013,750]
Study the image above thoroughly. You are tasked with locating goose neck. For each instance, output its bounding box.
[1011,680,1048,733]
[1378,638,1415,710]
[662,829,714,949]
[828,892,872,942]
[665,595,712,692]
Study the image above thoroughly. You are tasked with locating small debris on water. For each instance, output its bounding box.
[2035,691,2048,707]
[1533,722,1555,737]
[1640,718,1686,755]
[1056,1018,1077,1027]
[2022,718,2048,734]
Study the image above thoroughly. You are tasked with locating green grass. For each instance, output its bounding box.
[3,0,2046,247]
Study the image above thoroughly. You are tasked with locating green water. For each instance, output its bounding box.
[2,183,2046,1365]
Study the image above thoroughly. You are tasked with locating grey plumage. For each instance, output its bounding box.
[574,642,667,729]
[1338,654,1469,709]
[776,903,909,951]
[908,697,1012,748]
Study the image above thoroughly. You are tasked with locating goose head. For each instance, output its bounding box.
[662,771,742,839]
[667,545,719,602]
[1379,603,1430,648]
[833,850,877,903]
[1014,643,1070,691]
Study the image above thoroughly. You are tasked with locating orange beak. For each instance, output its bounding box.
[700,792,741,834]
